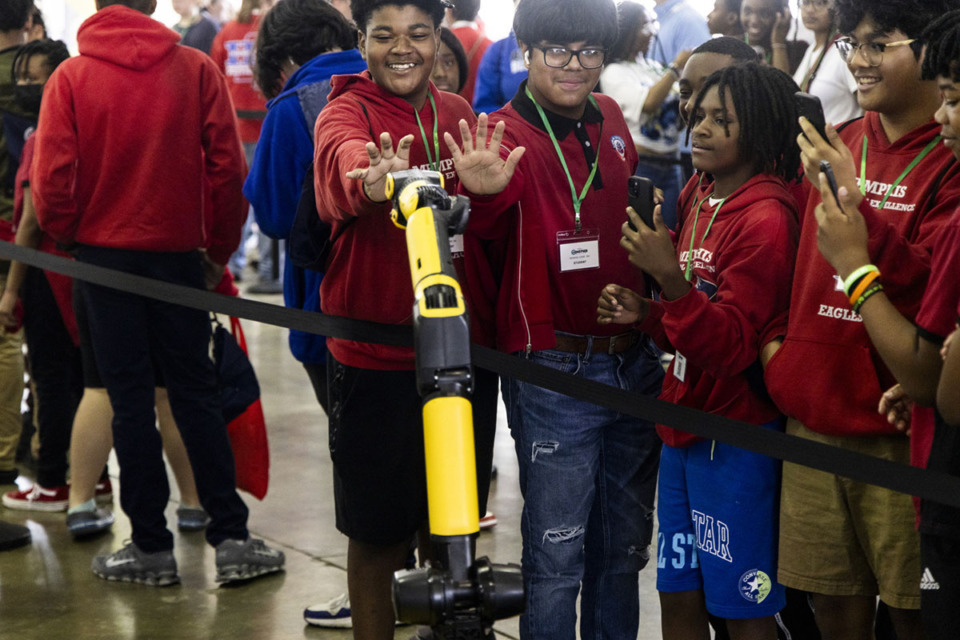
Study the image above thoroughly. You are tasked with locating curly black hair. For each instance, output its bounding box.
[0,0,33,31]
[254,0,357,99]
[350,0,447,34]
[689,62,801,181]
[12,39,70,82]
[514,0,619,52]
[835,0,954,58]
[920,9,960,82]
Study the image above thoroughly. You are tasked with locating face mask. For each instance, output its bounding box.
[14,84,43,116]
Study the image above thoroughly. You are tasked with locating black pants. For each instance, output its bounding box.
[22,267,83,487]
[78,246,248,552]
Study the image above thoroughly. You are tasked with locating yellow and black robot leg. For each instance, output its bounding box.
[386,170,524,638]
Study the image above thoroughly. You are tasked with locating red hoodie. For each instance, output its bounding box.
[211,16,265,143]
[764,112,960,437]
[32,5,246,265]
[639,174,798,447]
[461,88,643,354]
[313,73,478,370]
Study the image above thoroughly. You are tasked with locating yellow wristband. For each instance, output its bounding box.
[843,264,879,297]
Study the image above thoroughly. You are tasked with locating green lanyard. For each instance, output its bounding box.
[859,135,941,211]
[525,85,601,233]
[684,175,729,282]
[414,92,441,173]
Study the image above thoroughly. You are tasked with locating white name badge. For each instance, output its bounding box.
[673,351,687,383]
[449,233,465,256]
[558,228,600,272]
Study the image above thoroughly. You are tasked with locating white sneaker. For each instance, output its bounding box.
[304,592,352,628]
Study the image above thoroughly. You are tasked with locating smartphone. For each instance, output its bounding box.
[627,176,656,231]
[820,160,841,206]
[794,92,827,142]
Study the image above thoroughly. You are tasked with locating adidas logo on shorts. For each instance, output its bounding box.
[920,567,941,591]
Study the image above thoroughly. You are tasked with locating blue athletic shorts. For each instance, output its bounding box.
[655,420,786,619]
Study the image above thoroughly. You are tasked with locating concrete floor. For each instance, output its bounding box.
[0,290,663,640]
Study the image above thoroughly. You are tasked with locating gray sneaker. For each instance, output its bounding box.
[92,541,179,586]
[215,538,285,584]
[67,507,114,538]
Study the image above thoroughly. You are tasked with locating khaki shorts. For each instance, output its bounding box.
[778,418,920,610]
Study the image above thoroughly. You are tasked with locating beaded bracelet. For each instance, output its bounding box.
[852,282,884,314]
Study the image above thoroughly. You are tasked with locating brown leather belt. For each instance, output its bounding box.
[553,331,640,356]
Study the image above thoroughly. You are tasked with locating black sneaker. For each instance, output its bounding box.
[215,538,284,584]
[67,508,115,538]
[92,541,179,586]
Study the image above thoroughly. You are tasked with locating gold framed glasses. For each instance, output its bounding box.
[834,37,916,66]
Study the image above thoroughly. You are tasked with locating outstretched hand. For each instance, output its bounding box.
[597,284,649,326]
[443,113,526,196]
[346,132,415,203]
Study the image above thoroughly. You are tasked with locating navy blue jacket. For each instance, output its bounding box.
[243,49,366,363]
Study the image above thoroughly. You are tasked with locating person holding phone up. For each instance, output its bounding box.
[598,62,801,640]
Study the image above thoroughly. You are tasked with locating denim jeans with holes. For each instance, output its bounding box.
[503,336,664,640]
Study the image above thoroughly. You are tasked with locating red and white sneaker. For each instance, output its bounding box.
[3,484,70,512]
[95,478,114,503]
[479,510,498,530]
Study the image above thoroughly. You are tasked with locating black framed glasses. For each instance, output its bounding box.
[535,46,606,69]
[834,37,915,66]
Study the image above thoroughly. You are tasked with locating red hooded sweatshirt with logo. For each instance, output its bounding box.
[32,5,246,265]
[313,73,478,370]
[764,112,960,437]
[460,89,644,354]
[211,16,265,144]
[639,174,798,448]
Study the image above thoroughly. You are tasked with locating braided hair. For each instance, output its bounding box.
[920,9,960,82]
[689,62,801,180]
[12,39,70,82]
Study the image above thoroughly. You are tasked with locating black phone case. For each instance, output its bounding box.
[627,176,656,230]
[795,91,827,141]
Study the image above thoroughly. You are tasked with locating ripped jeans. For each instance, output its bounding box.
[503,338,664,640]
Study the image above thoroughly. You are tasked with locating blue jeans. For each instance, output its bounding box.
[636,157,684,231]
[502,337,664,640]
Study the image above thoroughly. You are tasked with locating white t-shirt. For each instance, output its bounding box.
[600,59,681,155]
[793,40,862,126]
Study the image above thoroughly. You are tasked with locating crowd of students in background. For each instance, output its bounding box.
[1,0,960,639]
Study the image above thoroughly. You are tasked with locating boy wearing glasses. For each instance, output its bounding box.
[444,0,664,637]
[762,0,960,638]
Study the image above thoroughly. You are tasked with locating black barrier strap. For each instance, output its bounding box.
[4,240,960,509]
[236,109,268,121]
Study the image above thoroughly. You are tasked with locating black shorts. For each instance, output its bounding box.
[920,533,960,640]
[327,354,496,546]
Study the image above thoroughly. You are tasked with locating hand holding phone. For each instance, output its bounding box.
[819,160,842,208]
[794,92,827,143]
[627,176,656,231]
